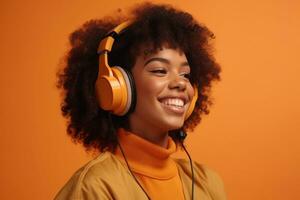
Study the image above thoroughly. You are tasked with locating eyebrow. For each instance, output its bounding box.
[144,57,189,67]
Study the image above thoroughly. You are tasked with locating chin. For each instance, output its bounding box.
[162,118,185,131]
[156,101,189,130]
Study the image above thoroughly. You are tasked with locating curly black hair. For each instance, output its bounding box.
[56,2,221,152]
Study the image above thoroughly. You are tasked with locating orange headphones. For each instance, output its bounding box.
[95,21,198,120]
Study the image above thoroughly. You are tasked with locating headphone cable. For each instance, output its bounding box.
[181,142,195,200]
[118,141,152,200]
[108,113,151,200]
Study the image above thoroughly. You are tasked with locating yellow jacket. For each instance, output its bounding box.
[54,129,227,200]
[54,153,227,200]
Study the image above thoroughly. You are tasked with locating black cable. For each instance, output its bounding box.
[181,142,195,200]
[107,113,151,200]
[118,141,151,200]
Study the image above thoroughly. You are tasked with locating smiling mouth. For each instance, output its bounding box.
[158,98,186,115]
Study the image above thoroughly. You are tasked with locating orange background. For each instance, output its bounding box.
[0,0,299,199]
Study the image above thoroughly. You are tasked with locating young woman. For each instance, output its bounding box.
[55,2,227,200]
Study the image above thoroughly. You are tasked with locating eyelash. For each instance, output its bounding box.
[151,69,166,74]
[150,70,191,80]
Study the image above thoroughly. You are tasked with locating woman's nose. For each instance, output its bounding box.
[168,74,186,91]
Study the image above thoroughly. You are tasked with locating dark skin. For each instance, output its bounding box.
[128,46,194,148]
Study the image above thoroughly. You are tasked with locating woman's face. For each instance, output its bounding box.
[128,46,195,142]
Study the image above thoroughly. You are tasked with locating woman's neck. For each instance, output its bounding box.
[128,116,169,148]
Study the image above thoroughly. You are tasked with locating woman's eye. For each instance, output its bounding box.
[150,69,167,74]
[182,73,191,80]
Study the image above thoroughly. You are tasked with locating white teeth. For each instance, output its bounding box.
[161,98,184,107]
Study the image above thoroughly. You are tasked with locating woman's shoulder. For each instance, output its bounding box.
[54,151,123,200]
[174,158,227,200]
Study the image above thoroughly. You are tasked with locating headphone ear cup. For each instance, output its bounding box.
[114,67,136,116]
[95,74,123,112]
[184,85,198,120]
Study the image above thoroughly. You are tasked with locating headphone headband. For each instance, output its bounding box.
[97,21,132,54]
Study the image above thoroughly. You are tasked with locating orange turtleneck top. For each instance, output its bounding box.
[114,128,185,200]
[54,128,227,200]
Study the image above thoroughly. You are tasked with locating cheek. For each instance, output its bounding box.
[135,76,165,99]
